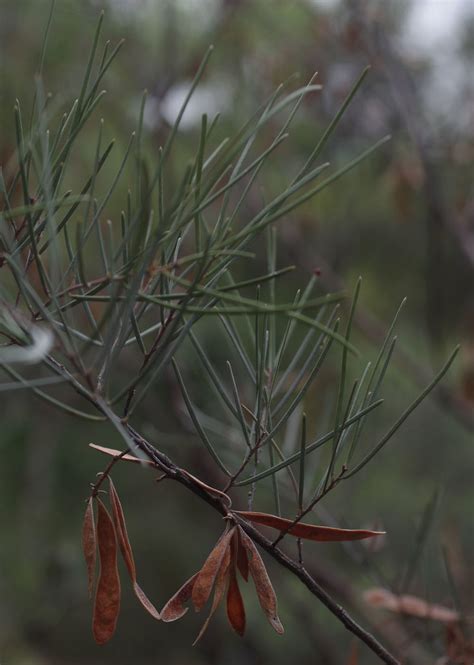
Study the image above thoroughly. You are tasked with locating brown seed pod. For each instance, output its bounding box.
[193,539,232,645]
[82,497,97,599]
[363,587,460,623]
[108,478,160,620]
[235,528,249,582]
[161,573,199,622]
[89,443,157,467]
[238,527,284,635]
[192,527,235,612]
[234,510,385,542]
[93,498,121,645]
[108,479,135,579]
[227,563,246,636]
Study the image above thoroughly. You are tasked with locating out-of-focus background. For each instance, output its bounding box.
[0,1,473,663]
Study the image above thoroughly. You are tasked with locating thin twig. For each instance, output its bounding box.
[39,352,400,662]
[123,424,399,664]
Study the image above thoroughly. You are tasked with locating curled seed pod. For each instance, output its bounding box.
[133,582,161,620]
[161,573,199,622]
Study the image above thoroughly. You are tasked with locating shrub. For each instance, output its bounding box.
[0,9,459,664]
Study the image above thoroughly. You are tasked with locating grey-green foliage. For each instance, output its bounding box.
[0,10,458,517]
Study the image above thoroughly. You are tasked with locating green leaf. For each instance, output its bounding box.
[172,358,231,476]
[345,346,459,478]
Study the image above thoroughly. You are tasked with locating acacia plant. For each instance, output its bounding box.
[0,9,459,665]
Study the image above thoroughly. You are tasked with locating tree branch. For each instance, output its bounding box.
[124,425,400,664]
[43,355,400,662]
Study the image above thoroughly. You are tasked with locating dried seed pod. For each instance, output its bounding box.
[89,443,156,466]
[363,587,459,623]
[235,528,249,582]
[238,527,284,635]
[108,478,160,620]
[162,529,236,642]
[193,540,232,645]
[235,511,385,542]
[82,497,97,598]
[133,582,161,620]
[108,478,135,579]
[161,573,199,622]
[227,564,246,636]
[93,499,121,645]
[192,527,235,612]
